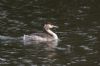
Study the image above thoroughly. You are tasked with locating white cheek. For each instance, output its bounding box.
[48,25,53,28]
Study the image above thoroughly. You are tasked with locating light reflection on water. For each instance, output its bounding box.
[0,30,99,66]
[0,0,100,66]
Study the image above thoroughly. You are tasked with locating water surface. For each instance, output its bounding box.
[0,0,100,66]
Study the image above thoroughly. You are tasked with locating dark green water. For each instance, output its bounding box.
[0,0,100,66]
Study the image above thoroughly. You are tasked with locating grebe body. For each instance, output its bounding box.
[23,23,58,42]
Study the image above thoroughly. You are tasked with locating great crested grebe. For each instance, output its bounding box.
[23,23,58,42]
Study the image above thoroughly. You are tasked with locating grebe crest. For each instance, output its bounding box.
[23,23,58,42]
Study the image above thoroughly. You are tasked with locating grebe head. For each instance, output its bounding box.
[44,23,58,29]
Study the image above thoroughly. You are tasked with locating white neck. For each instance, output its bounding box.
[46,29,58,39]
